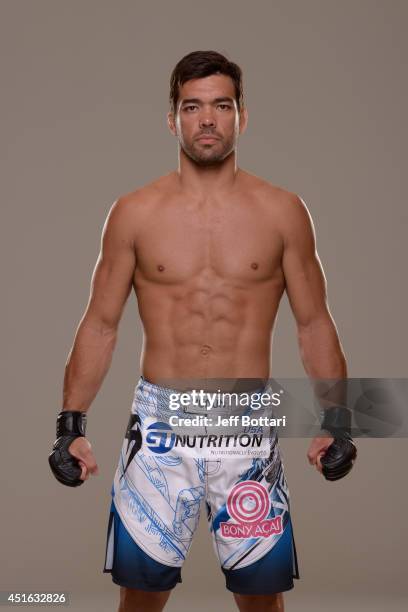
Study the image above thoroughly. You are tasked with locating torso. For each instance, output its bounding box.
[125,169,291,381]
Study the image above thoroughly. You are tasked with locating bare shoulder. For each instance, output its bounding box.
[117,172,175,209]
[270,188,313,234]
[107,172,176,231]
[239,170,294,203]
[244,172,311,231]
[239,170,314,246]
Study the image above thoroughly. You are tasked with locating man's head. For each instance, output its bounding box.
[167,50,248,165]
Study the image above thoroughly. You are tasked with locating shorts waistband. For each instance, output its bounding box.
[134,375,271,416]
[138,375,189,396]
[137,375,268,393]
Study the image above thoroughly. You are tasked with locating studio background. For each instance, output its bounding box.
[1,1,407,610]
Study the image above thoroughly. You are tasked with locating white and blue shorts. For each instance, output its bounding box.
[103,376,299,594]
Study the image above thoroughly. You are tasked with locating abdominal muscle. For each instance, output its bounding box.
[136,273,284,382]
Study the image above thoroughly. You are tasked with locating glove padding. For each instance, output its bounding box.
[48,410,87,487]
[48,435,84,487]
[320,436,357,481]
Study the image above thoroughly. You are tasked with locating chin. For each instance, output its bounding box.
[196,155,225,165]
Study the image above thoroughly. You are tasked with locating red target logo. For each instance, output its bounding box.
[227,481,271,524]
[221,481,282,539]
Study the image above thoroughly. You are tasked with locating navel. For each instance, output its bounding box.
[200,344,212,356]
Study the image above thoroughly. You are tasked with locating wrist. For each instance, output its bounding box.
[56,410,87,438]
[320,405,351,439]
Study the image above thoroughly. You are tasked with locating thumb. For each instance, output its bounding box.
[316,451,326,472]
[69,439,99,476]
[79,449,99,476]
[78,460,89,481]
[68,437,91,459]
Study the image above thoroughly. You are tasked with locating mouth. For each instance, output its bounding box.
[196,136,219,144]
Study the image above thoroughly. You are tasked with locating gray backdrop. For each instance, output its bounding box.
[1,1,407,610]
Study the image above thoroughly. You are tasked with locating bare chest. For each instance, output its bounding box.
[134,199,284,285]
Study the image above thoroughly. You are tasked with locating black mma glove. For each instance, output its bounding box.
[48,410,87,487]
[320,406,357,481]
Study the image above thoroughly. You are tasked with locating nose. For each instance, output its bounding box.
[199,111,216,129]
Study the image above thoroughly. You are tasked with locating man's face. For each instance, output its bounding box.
[168,73,247,165]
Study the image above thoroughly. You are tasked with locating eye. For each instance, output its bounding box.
[218,104,231,110]
[183,105,198,112]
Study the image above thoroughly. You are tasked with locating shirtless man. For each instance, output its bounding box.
[49,50,357,612]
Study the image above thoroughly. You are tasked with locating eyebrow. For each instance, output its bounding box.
[180,96,235,105]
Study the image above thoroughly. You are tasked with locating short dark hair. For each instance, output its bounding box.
[169,50,244,114]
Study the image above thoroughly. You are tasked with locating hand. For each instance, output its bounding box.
[307,435,335,474]
[68,437,99,481]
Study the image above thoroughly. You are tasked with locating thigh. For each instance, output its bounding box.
[205,441,299,595]
[104,378,206,590]
[103,499,184,591]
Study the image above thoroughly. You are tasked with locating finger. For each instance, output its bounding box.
[68,443,96,477]
[306,451,316,465]
[307,450,318,466]
[80,457,98,477]
[316,453,325,473]
[89,464,99,476]
[79,461,88,481]
[84,459,99,475]
[73,450,97,473]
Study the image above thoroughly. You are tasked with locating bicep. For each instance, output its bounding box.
[83,198,136,331]
[281,196,330,329]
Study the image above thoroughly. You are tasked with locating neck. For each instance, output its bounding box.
[176,147,240,197]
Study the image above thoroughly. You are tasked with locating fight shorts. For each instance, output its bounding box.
[103,376,300,594]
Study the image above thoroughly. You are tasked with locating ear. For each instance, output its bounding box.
[239,107,248,135]
[167,111,177,136]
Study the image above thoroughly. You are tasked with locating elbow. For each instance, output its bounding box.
[80,313,119,337]
[297,314,332,339]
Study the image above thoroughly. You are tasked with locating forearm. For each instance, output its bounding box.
[298,316,347,380]
[62,317,118,412]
